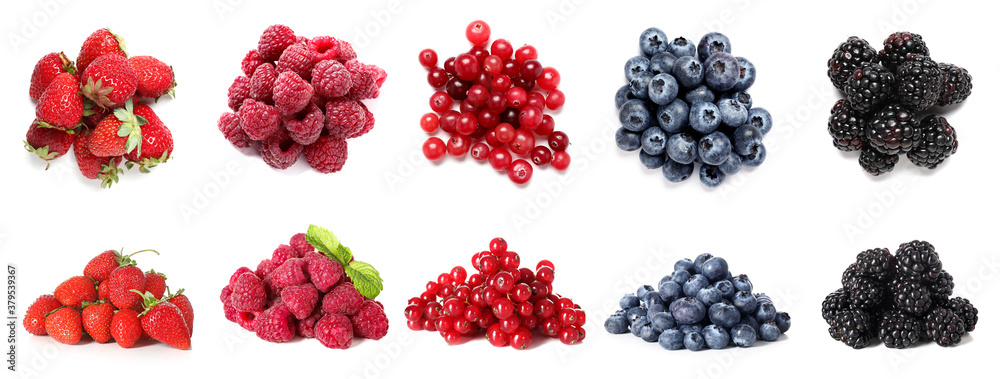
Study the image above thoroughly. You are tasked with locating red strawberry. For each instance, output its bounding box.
[23,294,62,336]
[53,276,97,308]
[30,52,76,101]
[72,130,122,188]
[88,99,145,157]
[124,104,173,172]
[82,99,111,128]
[110,308,142,348]
[44,307,82,345]
[136,291,191,350]
[107,265,146,310]
[97,280,111,301]
[128,56,175,99]
[144,270,167,299]
[166,289,195,337]
[24,120,75,169]
[82,54,137,109]
[83,248,157,282]
[81,301,115,343]
[77,28,126,74]
[35,73,83,130]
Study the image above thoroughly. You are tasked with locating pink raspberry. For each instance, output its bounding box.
[272,244,299,267]
[304,135,348,174]
[296,36,309,45]
[297,308,324,338]
[304,252,344,292]
[218,112,253,148]
[237,310,260,331]
[345,60,377,100]
[271,258,309,289]
[229,266,254,288]
[290,233,315,255]
[307,36,340,62]
[238,98,280,140]
[220,285,233,303]
[345,102,375,139]
[228,76,250,111]
[336,39,357,63]
[256,258,275,278]
[258,25,297,62]
[315,313,353,349]
[255,304,296,343]
[242,49,265,77]
[223,300,240,323]
[281,283,319,320]
[311,60,352,99]
[230,272,267,312]
[262,275,281,300]
[272,71,313,116]
[249,63,277,103]
[276,44,315,81]
[324,98,366,138]
[370,64,387,88]
[350,299,389,340]
[261,128,304,170]
[322,282,364,316]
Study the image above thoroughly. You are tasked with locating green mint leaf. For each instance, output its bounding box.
[345,260,383,299]
[305,225,351,266]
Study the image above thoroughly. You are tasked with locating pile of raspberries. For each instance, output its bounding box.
[221,233,388,349]
[219,25,386,173]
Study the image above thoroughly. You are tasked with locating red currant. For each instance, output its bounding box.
[558,308,578,325]
[454,53,480,81]
[491,74,512,92]
[442,330,461,345]
[456,112,478,135]
[509,129,535,155]
[530,146,552,166]
[533,298,555,319]
[507,159,533,184]
[447,134,472,157]
[555,297,574,310]
[486,324,509,347]
[541,317,562,336]
[429,91,452,113]
[482,286,501,306]
[468,273,485,287]
[499,316,520,334]
[518,268,535,283]
[478,255,500,275]
[453,318,472,334]
[454,284,471,300]
[423,318,436,331]
[492,298,514,319]
[516,301,533,317]
[576,327,586,342]
[510,327,532,350]
[450,266,468,284]
[407,319,423,331]
[470,286,486,307]
[558,326,579,345]
[425,302,443,319]
[488,147,512,170]
[536,266,555,283]
[514,45,538,63]
[420,292,437,303]
[537,260,555,270]
[438,285,454,298]
[404,305,422,321]
[427,67,449,88]
[519,59,543,80]
[510,284,532,303]
[530,281,550,300]
[505,87,527,109]
[435,315,454,332]
[418,48,438,68]
[464,305,482,323]
[437,273,454,286]
[420,113,439,133]
[422,137,446,161]
[465,20,491,46]
[494,271,514,293]
[490,39,513,60]
[537,67,561,91]
[545,89,566,110]
[443,298,465,317]
[551,151,570,171]
[482,55,503,75]
[518,106,543,130]
[408,297,426,307]
[522,314,538,330]
[575,309,587,327]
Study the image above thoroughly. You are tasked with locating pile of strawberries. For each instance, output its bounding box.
[219,25,386,173]
[25,28,176,188]
[23,249,194,350]
[221,226,387,349]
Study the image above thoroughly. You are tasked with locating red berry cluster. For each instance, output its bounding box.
[418,20,571,185]
[405,238,586,349]
[220,25,387,173]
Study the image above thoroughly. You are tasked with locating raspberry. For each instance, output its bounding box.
[308,36,340,62]
[261,128,304,170]
[255,304,296,343]
[311,60,352,99]
[262,276,281,299]
[350,299,389,340]
[337,39,357,63]
[370,64,388,88]
[218,112,253,149]
[249,63,277,103]
[290,233,315,255]
[297,308,324,338]
[284,103,324,146]
[322,282,364,316]
[280,283,319,320]
[346,102,375,139]
[315,313,353,349]
[304,252,344,292]
[272,71,314,116]
[271,258,309,289]
[258,25,297,62]
[256,258,275,278]
[237,310,261,331]
[345,60,377,100]
[238,98,280,141]
[220,285,232,303]
[242,49,265,77]
[227,76,250,111]
[223,300,240,323]
[229,266,254,288]
[230,272,266,312]
[304,135,349,174]
[276,44,315,81]
[325,98,366,138]
[272,244,299,267]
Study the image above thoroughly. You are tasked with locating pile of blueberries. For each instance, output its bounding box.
[605,254,791,350]
[616,28,773,187]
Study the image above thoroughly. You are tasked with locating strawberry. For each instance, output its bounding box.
[35,73,83,130]
[124,104,172,172]
[135,291,191,350]
[23,294,62,336]
[81,99,111,128]
[83,248,156,282]
[128,56,175,99]
[107,265,146,310]
[81,301,115,343]
[53,276,97,308]
[77,28,126,74]
[110,308,142,348]
[97,280,111,301]
[30,52,76,101]
[144,270,167,299]
[82,54,138,109]
[166,289,194,337]
[88,99,146,157]
[44,307,82,345]
[72,130,122,188]
[24,120,75,169]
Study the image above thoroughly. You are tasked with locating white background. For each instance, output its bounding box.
[2,0,997,378]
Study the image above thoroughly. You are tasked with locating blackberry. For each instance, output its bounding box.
[906,115,958,169]
[846,276,884,310]
[878,31,929,71]
[936,62,972,106]
[855,247,896,283]
[946,297,978,332]
[841,263,862,287]
[865,103,921,155]
[890,279,932,316]
[895,240,942,282]
[928,270,954,305]
[858,144,899,176]
[894,54,943,111]
[828,99,866,151]
[922,307,966,347]
[830,310,874,349]
[822,288,852,326]
[827,36,878,92]
[878,310,922,349]
[845,62,895,113]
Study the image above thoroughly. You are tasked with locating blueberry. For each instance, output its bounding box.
[684,331,705,351]
[689,102,721,134]
[615,127,642,151]
[703,52,741,92]
[732,291,758,314]
[731,57,756,91]
[650,312,676,332]
[646,303,666,319]
[641,126,668,155]
[730,324,757,347]
[626,307,647,324]
[700,165,726,188]
[747,108,772,134]
[740,144,766,167]
[639,151,665,169]
[684,85,715,104]
[658,281,683,302]
[647,74,679,105]
[639,27,668,57]
[774,312,791,333]
[701,257,729,281]
[669,297,706,325]
[658,274,673,287]
[629,72,654,100]
[656,99,689,133]
[661,158,694,183]
[658,329,685,350]
[718,151,742,175]
[667,36,696,58]
[759,321,780,342]
[648,52,678,75]
[665,133,697,164]
[604,314,630,334]
[679,324,702,335]
[716,98,748,127]
[636,284,655,300]
[693,253,714,274]
[620,294,640,310]
[733,124,763,155]
[708,302,741,329]
[674,259,695,273]
[672,56,704,88]
[683,274,711,297]
[614,84,634,110]
[631,315,650,337]
[618,99,652,132]
[697,131,731,165]
[755,302,777,323]
[738,314,759,333]
[732,274,753,293]
[671,269,693,284]
[640,325,660,342]
[624,55,650,82]
[728,90,752,110]
[713,280,736,299]
[697,32,732,62]
[702,324,730,349]
[696,287,723,306]
[643,292,664,308]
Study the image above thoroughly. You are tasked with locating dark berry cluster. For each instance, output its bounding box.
[826,32,970,175]
[418,21,570,185]
[605,254,790,350]
[823,241,979,349]
[616,29,772,187]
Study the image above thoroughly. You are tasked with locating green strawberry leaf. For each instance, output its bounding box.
[345,260,383,299]
[305,224,351,266]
